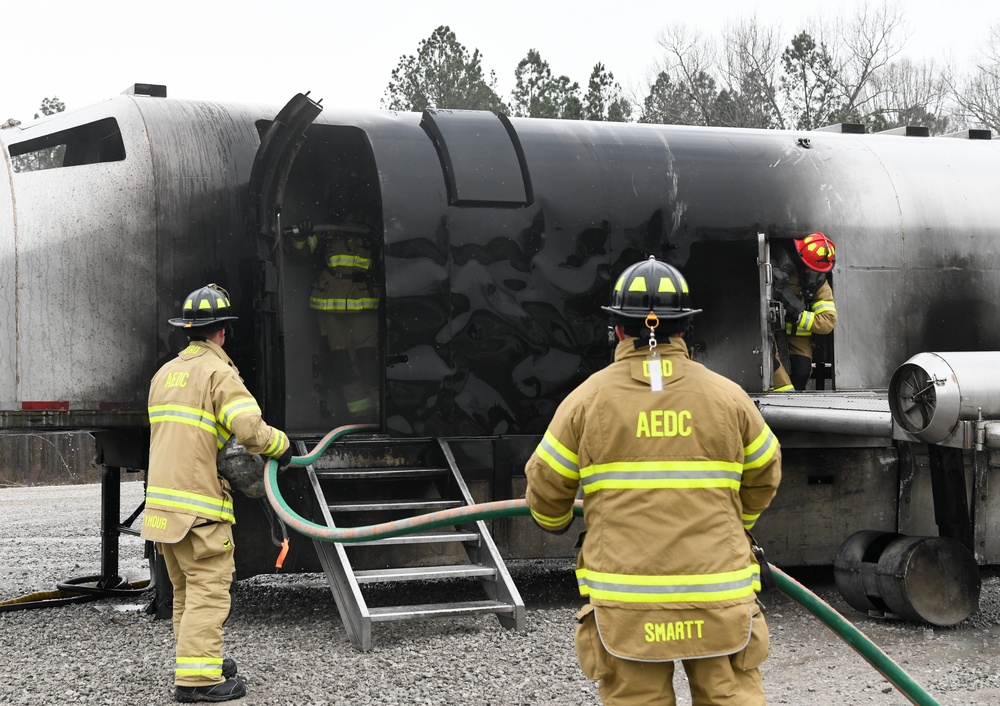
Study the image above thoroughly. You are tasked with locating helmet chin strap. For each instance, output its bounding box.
[645,312,663,392]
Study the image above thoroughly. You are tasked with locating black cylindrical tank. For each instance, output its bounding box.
[834,530,980,626]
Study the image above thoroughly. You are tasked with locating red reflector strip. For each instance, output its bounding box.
[21,401,70,411]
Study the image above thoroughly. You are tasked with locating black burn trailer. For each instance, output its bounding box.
[2,87,999,644]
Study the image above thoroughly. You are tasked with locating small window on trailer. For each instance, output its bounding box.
[8,117,126,173]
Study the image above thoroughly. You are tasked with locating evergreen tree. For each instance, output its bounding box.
[510,50,583,119]
[383,26,505,112]
[780,32,840,130]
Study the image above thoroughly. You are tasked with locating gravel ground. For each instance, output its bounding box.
[2,482,1000,705]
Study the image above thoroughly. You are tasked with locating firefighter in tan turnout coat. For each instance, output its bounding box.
[141,284,291,704]
[526,257,782,705]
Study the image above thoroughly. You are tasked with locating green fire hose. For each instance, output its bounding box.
[266,425,938,706]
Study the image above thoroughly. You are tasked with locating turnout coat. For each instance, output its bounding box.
[526,337,781,660]
[140,340,290,544]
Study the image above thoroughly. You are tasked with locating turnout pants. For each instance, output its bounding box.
[575,604,769,706]
[160,522,236,687]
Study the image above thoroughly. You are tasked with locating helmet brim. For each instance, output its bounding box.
[168,315,239,328]
[600,306,702,320]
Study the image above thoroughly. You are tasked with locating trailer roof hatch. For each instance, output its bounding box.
[420,109,531,208]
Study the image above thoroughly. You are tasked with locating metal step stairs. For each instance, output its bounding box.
[297,436,524,651]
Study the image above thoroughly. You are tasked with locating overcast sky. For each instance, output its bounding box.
[2,0,997,123]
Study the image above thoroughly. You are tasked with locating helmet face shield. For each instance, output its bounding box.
[601,256,702,321]
[168,283,239,328]
[795,233,836,273]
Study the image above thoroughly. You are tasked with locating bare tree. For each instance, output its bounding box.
[639,70,718,125]
[868,58,951,133]
[718,17,785,129]
[949,23,1000,132]
[827,0,908,122]
[650,24,721,125]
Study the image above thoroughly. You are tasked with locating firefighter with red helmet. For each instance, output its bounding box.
[141,284,292,703]
[525,257,782,705]
[771,233,838,391]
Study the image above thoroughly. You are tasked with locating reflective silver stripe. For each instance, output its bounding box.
[537,432,579,479]
[578,576,753,596]
[176,657,223,676]
[796,311,815,334]
[309,296,379,311]
[263,429,288,456]
[219,398,260,429]
[581,467,742,489]
[148,405,216,434]
[146,487,233,519]
[743,430,777,467]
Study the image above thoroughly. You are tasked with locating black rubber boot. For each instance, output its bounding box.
[174,677,246,703]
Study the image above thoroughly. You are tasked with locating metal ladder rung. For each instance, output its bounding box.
[315,466,448,480]
[369,600,516,622]
[346,530,480,547]
[328,499,462,513]
[353,564,497,583]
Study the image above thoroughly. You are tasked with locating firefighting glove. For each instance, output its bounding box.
[774,284,805,326]
[276,448,294,472]
[747,531,776,593]
[296,219,313,236]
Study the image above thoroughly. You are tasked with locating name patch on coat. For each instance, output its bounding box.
[636,410,692,438]
[164,372,189,388]
[645,619,705,642]
[143,514,169,531]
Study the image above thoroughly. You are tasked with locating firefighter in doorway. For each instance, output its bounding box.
[142,284,292,703]
[771,233,838,391]
[525,256,782,705]
[291,216,381,423]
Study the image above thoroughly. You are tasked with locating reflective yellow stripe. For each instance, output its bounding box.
[530,507,573,530]
[146,486,235,523]
[742,511,761,530]
[291,234,318,252]
[536,430,580,480]
[219,397,261,429]
[176,656,223,677]
[263,429,288,457]
[811,299,835,315]
[346,396,374,414]
[326,254,371,269]
[148,404,216,436]
[580,460,742,493]
[743,427,778,470]
[786,311,815,336]
[771,383,795,391]
[576,566,759,603]
[309,296,379,311]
